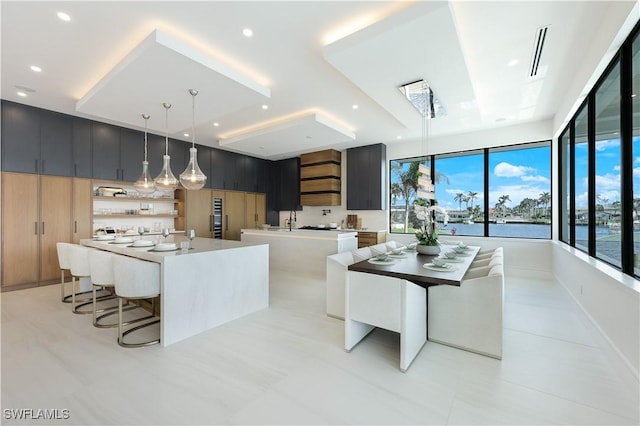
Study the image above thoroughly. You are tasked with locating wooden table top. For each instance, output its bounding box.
[348,244,480,288]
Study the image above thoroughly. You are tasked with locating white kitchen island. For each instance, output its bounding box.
[81,237,269,346]
[240,228,357,277]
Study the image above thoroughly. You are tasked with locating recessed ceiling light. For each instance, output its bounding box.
[15,85,35,93]
[352,104,359,110]
[184,133,189,137]
[57,11,71,22]
[30,65,42,73]
[261,104,269,110]
[632,94,637,98]
[397,135,402,140]
[243,28,253,37]
[16,91,27,97]
[213,122,220,127]
[507,59,518,67]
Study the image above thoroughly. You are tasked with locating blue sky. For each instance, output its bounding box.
[432,145,551,211]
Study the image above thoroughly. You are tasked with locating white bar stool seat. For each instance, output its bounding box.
[112,255,161,347]
[57,242,92,304]
[67,244,98,314]
[88,250,134,328]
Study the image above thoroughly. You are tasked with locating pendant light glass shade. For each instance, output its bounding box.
[180,89,207,190]
[133,114,156,194]
[154,103,179,193]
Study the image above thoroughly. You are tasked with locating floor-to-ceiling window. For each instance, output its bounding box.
[488,143,551,238]
[559,128,571,244]
[559,21,639,278]
[389,156,429,234]
[595,61,622,267]
[390,142,550,239]
[574,104,589,252]
[433,150,484,237]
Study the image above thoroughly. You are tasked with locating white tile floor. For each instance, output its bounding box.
[1,270,639,425]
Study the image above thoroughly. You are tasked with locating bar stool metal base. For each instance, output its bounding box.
[117,297,160,348]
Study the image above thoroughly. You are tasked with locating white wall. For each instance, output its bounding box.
[552,243,640,380]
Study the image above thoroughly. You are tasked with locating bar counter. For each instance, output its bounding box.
[81,236,269,346]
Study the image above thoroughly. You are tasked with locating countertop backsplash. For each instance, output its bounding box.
[277,205,387,231]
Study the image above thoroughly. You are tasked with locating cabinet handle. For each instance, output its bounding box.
[225,215,229,231]
[209,215,213,232]
[41,160,45,174]
[41,222,45,235]
[34,222,38,235]
[74,164,77,177]
[74,221,78,233]
[34,159,39,174]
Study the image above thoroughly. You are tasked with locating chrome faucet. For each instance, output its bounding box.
[289,210,296,231]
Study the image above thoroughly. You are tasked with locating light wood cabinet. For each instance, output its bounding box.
[40,176,72,282]
[245,193,266,230]
[72,178,92,243]
[357,230,386,248]
[185,189,265,241]
[225,191,245,241]
[2,173,40,287]
[186,189,213,238]
[1,172,72,289]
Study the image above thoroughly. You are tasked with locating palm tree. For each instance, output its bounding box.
[538,192,551,218]
[467,191,478,210]
[497,194,511,218]
[454,192,465,213]
[390,161,421,231]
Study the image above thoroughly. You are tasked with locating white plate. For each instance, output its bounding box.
[423,263,457,272]
[96,235,115,241]
[154,243,177,251]
[132,240,154,247]
[388,253,407,258]
[441,257,464,263]
[112,238,133,244]
[368,258,396,265]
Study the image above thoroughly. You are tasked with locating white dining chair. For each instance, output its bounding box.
[67,244,97,314]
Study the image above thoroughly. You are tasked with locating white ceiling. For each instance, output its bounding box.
[1,1,636,160]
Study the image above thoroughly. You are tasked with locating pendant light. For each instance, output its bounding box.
[154,102,179,193]
[133,113,156,195]
[179,89,207,190]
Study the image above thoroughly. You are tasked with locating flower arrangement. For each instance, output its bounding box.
[414,200,449,246]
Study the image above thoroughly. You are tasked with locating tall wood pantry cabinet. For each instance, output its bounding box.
[2,173,72,289]
[185,189,265,241]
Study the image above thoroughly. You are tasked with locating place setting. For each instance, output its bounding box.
[387,248,408,258]
[423,256,458,272]
[367,253,397,265]
[440,250,464,263]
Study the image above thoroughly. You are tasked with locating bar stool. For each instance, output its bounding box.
[88,250,135,328]
[112,255,161,347]
[67,244,97,314]
[57,242,92,304]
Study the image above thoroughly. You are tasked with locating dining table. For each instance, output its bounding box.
[347,244,480,288]
[344,244,481,371]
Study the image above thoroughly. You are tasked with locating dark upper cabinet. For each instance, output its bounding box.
[222,150,244,191]
[275,157,301,211]
[39,110,73,176]
[347,143,386,210]
[146,132,167,178]
[119,127,145,182]
[1,101,41,174]
[72,117,92,177]
[169,138,186,177]
[91,122,121,180]
[210,148,225,189]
